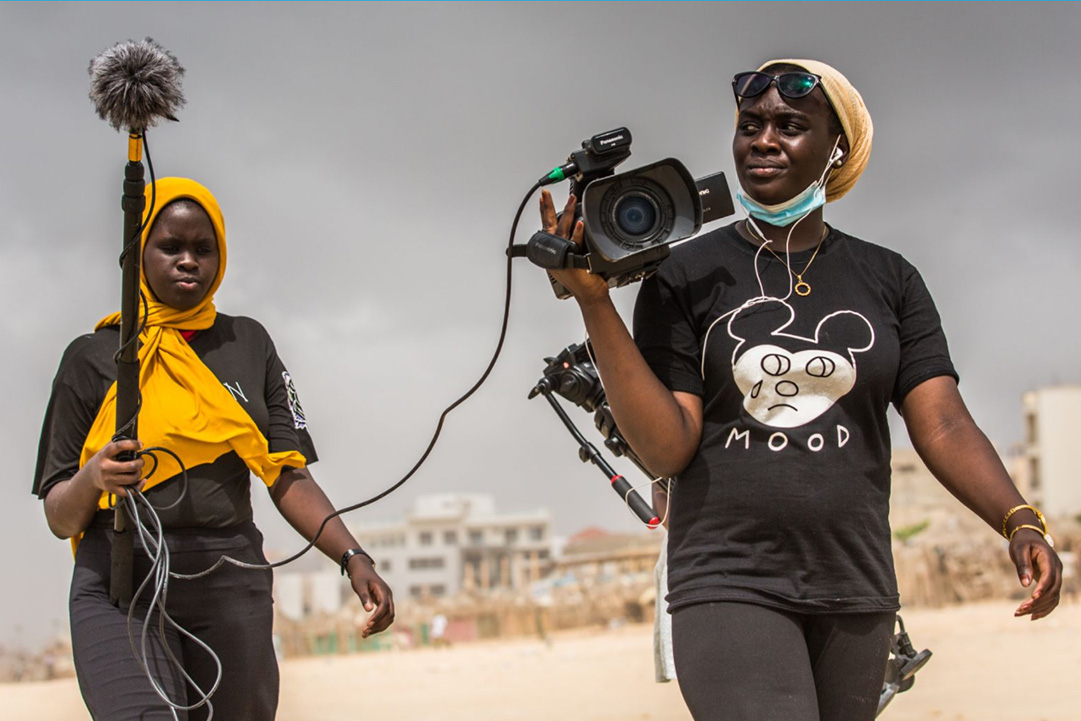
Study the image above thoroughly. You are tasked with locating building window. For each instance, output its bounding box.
[469,530,484,545]
[408,584,446,599]
[505,528,518,545]
[443,530,458,545]
[380,559,392,572]
[529,526,544,541]
[1026,412,1038,445]
[419,531,433,547]
[408,557,446,570]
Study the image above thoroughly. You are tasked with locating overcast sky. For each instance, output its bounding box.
[2,3,1079,649]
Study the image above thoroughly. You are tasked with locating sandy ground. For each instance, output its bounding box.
[2,600,1078,721]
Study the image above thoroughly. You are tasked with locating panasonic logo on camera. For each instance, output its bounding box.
[599,135,625,146]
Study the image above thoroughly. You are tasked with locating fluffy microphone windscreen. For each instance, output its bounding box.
[88,37,186,133]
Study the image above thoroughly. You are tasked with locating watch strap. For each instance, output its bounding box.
[340,548,375,576]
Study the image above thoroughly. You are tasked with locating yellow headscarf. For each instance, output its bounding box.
[79,178,306,515]
[752,58,874,202]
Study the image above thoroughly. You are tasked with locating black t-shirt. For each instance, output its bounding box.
[32,314,318,528]
[634,223,956,614]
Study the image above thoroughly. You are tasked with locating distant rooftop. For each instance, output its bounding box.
[353,494,550,533]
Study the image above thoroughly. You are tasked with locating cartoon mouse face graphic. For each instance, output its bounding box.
[727,299,874,429]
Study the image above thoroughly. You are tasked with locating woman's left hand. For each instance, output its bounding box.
[900,378,1063,621]
[1010,529,1062,620]
[346,555,395,637]
[270,468,396,637]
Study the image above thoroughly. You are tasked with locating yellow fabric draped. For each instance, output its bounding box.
[79,178,306,514]
[755,58,874,202]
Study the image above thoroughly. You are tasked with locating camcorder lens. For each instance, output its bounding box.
[597,178,672,250]
[615,195,658,238]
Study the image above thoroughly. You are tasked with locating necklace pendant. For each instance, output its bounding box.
[794,278,811,297]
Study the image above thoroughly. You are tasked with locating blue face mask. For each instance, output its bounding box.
[736,138,843,228]
[736,180,826,228]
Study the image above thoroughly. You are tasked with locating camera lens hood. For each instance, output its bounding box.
[581,158,702,264]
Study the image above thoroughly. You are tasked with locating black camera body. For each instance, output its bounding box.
[524,128,735,298]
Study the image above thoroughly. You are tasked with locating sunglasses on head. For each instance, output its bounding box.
[732,71,823,104]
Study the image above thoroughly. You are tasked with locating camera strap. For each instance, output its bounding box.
[509,231,591,271]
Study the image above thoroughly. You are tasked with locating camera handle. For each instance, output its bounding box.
[529,378,660,529]
[508,231,591,300]
[508,231,591,271]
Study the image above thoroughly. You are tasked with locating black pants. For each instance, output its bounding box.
[70,521,278,721]
[672,602,895,721]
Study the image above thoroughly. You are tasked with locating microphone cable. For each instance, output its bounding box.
[121,460,221,720]
[113,153,545,710]
[142,178,545,577]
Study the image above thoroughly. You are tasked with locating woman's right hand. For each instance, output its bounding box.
[539,190,611,306]
[43,438,146,539]
[83,439,145,497]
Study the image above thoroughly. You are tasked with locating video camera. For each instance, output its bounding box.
[514,128,735,298]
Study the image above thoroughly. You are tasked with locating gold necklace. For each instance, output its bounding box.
[751,224,827,297]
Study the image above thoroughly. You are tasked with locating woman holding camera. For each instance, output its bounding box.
[33,178,394,721]
[539,58,1062,720]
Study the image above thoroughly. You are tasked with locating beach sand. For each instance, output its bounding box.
[3,599,1077,720]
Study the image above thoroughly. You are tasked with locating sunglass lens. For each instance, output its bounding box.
[733,72,772,99]
[777,73,818,98]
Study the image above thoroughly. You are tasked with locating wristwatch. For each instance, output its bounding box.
[340,548,375,576]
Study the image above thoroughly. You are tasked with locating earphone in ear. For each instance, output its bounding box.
[830,146,844,166]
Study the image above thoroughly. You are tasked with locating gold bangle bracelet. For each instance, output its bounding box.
[1008,524,1049,544]
[1001,504,1046,539]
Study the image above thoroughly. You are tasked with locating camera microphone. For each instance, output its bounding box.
[89,37,186,133]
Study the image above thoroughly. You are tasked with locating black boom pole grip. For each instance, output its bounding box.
[110,151,145,609]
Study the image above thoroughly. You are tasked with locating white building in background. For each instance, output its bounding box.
[350,494,553,600]
[274,570,344,621]
[1015,385,1081,517]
